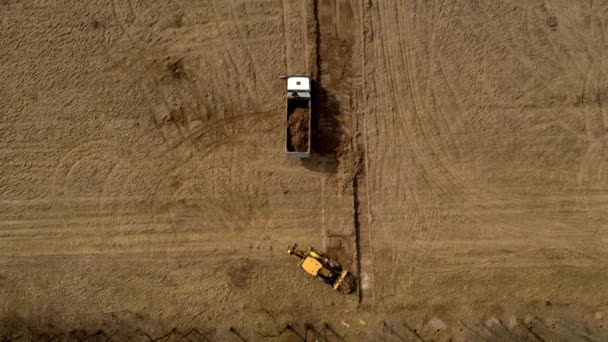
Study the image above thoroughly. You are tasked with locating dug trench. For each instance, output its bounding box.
[309,0,370,305]
[289,0,369,304]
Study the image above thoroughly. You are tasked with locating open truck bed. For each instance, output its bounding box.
[286,98,311,157]
[281,75,312,158]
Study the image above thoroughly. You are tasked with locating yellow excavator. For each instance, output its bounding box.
[287,244,356,294]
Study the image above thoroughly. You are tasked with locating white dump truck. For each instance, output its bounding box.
[280,75,311,158]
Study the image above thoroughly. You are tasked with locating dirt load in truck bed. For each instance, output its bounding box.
[287,102,309,152]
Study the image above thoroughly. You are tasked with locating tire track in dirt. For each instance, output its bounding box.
[109,0,190,50]
[373,1,442,295]
[427,2,471,161]
[463,1,560,104]
[394,1,461,192]
[50,140,130,229]
[474,0,608,237]
[523,1,584,76]
[163,143,276,238]
[128,57,272,157]
[429,0,543,215]
[107,0,284,161]
[46,94,279,256]
[281,0,310,74]
[472,1,574,110]
[371,0,511,298]
[396,3,457,187]
[216,0,273,97]
[553,11,608,249]
[370,0,606,301]
[108,0,214,156]
[109,0,142,51]
[94,114,280,238]
[576,74,608,245]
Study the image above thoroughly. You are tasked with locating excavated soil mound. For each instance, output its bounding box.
[287,104,309,152]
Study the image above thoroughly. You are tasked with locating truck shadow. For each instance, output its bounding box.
[300,83,341,173]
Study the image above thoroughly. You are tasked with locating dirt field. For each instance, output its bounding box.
[1,0,608,340]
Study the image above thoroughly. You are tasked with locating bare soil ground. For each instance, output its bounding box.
[2,0,608,340]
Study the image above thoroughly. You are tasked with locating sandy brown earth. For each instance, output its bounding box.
[1,0,608,340]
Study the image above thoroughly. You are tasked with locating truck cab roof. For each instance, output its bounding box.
[287,76,311,92]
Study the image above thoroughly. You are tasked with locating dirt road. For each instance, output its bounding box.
[1,0,608,340]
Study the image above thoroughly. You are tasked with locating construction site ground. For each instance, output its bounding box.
[1,0,608,340]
